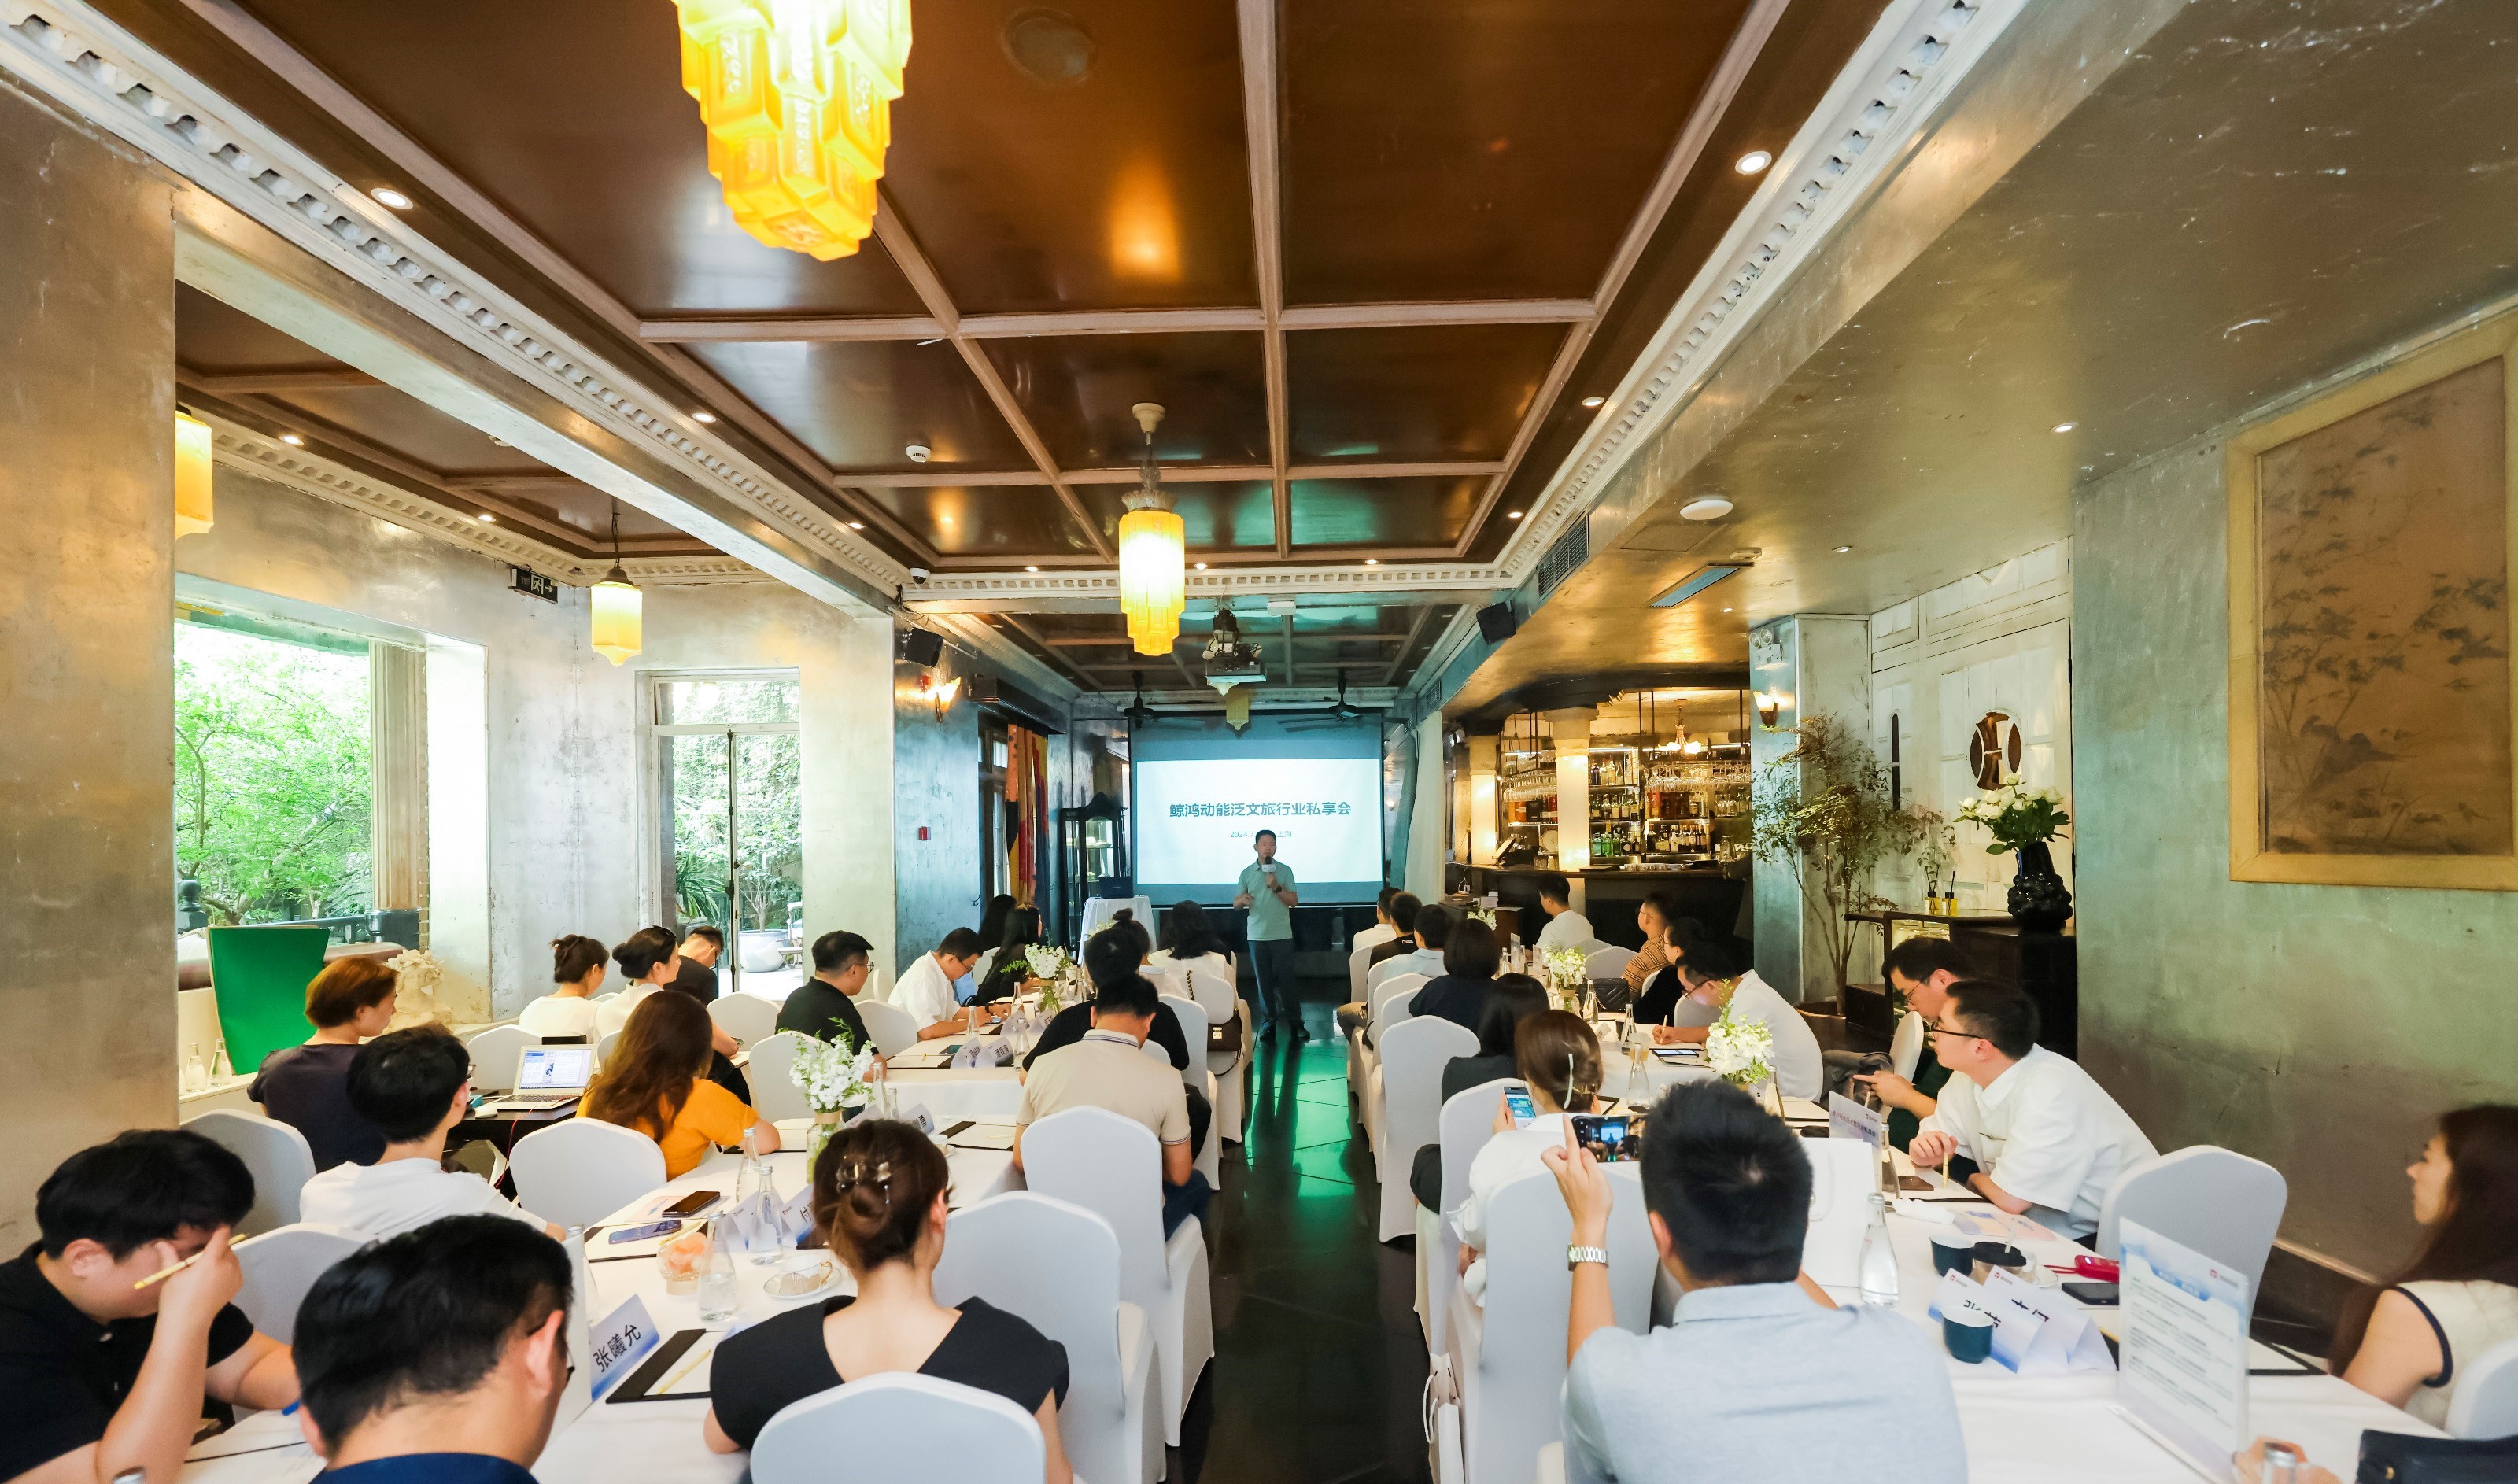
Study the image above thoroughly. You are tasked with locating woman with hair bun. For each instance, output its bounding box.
[703,1120,1073,1481]
[518,935,606,1038]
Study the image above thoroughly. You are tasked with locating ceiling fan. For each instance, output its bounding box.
[1279,670,1374,733]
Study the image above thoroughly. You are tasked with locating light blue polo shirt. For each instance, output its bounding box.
[1238,859,1295,942]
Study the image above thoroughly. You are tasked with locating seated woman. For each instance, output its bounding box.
[1409,974,1549,1210]
[972,892,1019,987]
[1452,1010,1601,1302]
[1150,900,1238,1023]
[601,925,749,1102]
[1408,917,1504,1035]
[249,956,399,1171]
[1627,916,1706,1026]
[578,991,777,1179]
[1619,894,1697,999]
[704,1120,1073,1482]
[974,906,1047,1004]
[518,935,605,1038]
[2330,1104,2518,1429]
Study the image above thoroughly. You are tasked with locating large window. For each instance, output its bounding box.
[648,673,803,995]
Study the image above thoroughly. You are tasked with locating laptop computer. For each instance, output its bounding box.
[497,1045,595,1109]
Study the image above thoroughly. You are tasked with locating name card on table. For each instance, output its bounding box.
[1827,1091,1883,1146]
[1925,1270,2112,1375]
[2117,1219,2251,1480]
[588,1294,661,1400]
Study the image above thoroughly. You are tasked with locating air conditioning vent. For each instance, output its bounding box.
[1538,519,1590,598]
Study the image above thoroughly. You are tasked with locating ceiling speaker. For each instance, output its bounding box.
[897,628,944,666]
[1477,603,1518,644]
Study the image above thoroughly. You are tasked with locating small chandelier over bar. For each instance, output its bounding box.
[173,411,213,537]
[1118,401,1186,657]
[674,0,913,261]
[590,505,643,666]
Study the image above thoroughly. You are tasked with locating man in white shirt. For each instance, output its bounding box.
[892,927,990,1041]
[1648,939,1826,1102]
[297,1027,558,1239]
[1353,886,1401,958]
[1531,872,1594,953]
[1910,980,2157,1237]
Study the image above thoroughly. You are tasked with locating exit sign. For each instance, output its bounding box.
[508,567,559,604]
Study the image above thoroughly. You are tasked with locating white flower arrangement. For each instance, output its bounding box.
[1465,906,1497,928]
[789,1029,878,1114]
[1022,943,1071,979]
[1704,997,1775,1091]
[1541,946,1591,1003]
[1954,777,2072,855]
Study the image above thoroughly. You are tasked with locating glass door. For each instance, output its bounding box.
[651,674,803,998]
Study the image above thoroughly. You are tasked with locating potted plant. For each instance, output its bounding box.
[1955,780,2073,930]
[1750,714,1931,995]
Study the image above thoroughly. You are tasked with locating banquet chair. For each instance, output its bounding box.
[1166,958,1245,1146]
[1420,1078,1519,1356]
[1799,1138,1878,1290]
[1360,973,1431,1157]
[183,1109,316,1235]
[1889,1008,1926,1080]
[933,1193,1161,1484]
[2095,1145,2287,1291]
[1582,944,1634,984]
[1445,1168,1654,1484]
[855,999,919,1057]
[1160,995,1222,1188]
[463,1024,539,1093]
[594,1031,622,1066]
[707,992,778,1049]
[970,946,999,989]
[1374,1017,1478,1242]
[751,1373,1044,1484]
[509,1118,667,1228]
[233,1222,364,1343]
[2450,1336,2518,1439]
[743,1032,814,1122]
[1349,939,1378,1005]
[1021,1106,1213,1447]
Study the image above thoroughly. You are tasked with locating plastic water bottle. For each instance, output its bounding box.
[1859,1192,1900,1309]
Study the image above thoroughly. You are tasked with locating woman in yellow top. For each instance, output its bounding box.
[580,989,779,1178]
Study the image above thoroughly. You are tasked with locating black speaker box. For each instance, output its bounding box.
[1476,603,1518,644]
[897,627,944,666]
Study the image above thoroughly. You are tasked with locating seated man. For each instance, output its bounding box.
[1855,936,1968,1150]
[299,1026,559,1239]
[1910,980,2158,1238]
[894,928,994,1041]
[1530,872,1593,952]
[0,1130,299,1484]
[670,924,723,1003]
[1335,891,1422,1039]
[776,929,877,1050]
[1350,905,1453,1050]
[1542,1081,1966,1484]
[292,1215,573,1483]
[1353,886,1401,959]
[1013,962,1211,1237]
[1643,939,1826,1102]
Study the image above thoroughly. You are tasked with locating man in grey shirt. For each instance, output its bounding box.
[1541,1080,1967,1483]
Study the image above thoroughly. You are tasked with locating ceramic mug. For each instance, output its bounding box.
[1929,1234,1975,1276]
[1944,1308,1996,1364]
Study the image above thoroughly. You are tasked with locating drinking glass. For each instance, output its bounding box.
[696,1242,739,1323]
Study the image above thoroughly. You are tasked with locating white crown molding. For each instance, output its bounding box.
[1492,0,2020,578]
[1,0,899,598]
[906,562,1510,610]
[206,415,767,586]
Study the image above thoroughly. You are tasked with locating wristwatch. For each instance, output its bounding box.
[1566,1243,1610,1271]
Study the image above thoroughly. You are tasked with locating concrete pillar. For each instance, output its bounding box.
[0,87,179,1242]
[1547,708,1593,881]
[370,640,428,938]
[1466,735,1501,866]
[1748,615,1871,1002]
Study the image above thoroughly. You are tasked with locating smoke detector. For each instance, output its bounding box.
[1680,495,1734,521]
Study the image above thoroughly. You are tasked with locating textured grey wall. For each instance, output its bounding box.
[2073,432,2518,1275]
[892,649,983,969]
[0,85,178,1245]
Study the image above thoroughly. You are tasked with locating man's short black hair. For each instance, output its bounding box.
[1253,829,1276,844]
[1640,1080,1811,1285]
[1388,892,1422,933]
[680,925,725,950]
[1414,903,1453,951]
[295,1215,573,1449]
[1535,872,1571,905]
[35,1129,253,1259]
[1945,978,2040,1058]
[1882,935,1970,986]
[1377,885,1399,912]
[936,927,984,959]
[348,1026,472,1143]
[812,929,873,975]
[1676,937,1743,982]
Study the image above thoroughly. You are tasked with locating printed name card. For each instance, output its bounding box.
[1925,1270,2113,1375]
[588,1294,660,1400]
[1827,1091,1884,1146]
[2118,1219,2251,1478]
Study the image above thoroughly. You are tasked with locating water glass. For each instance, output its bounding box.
[696,1244,740,1323]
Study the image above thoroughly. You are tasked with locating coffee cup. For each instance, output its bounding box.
[1929,1233,1975,1276]
[1970,1242,2029,1285]
[1944,1308,1996,1364]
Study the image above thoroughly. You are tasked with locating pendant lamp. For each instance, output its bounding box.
[174,411,213,537]
[590,505,643,666]
[1117,401,1185,657]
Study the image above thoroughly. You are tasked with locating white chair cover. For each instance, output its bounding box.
[2449,1334,2518,1440]
[744,1032,814,1122]
[1162,952,1239,1024]
[1360,974,1432,1157]
[463,1024,541,1093]
[1021,1106,1213,1447]
[509,1118,669,1228]
[707,993,778,1048]
[933,1193,1161,1484]
[1079,895,1155,945]
[183,1109,316,1235]
[1160,996,1222,1188]
[1582,945,1634,984]
[233,1222,365,1343]
[855,999,920,1057]
[1371,973,1429,1042]
[1423,1077,1519,1355]
[594,1030,622,1067]
[1375,1017,1478,1242]
[2095,1145,2288,1290]
[751,1372,1045,1484]
[971,947,999,989]
[1889,1009,1926,1080]
[1800,1139,1878,1289]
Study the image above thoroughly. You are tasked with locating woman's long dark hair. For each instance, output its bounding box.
[582,990,714,1140]
[978,907,1044,1001]
[1475,974,1548,1058]
[1160,900,1230,960]
[977,895,1017,953]
[2330,1105,2518,1370]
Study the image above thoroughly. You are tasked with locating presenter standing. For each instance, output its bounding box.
[1235,830,1305,1042]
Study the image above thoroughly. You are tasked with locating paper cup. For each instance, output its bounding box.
[1944,1308,1996,1364]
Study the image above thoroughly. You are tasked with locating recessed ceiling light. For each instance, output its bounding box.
[1364,559,1379,566]
[692,411,718,424]
[1722,607,1733,613]
[476,512,496,523]
[847,521,866,530]
[370,186,413,210]
[1579,395,1606,408]
[1506,509,1523,519]
[1734,150,1773,175]
[2052,421,2077,433]
[1194,561,1209,570]
[279,433,304,446]
[1680,495,1734,521]
[1833,545,1853,554]
[1025,564,1039,572]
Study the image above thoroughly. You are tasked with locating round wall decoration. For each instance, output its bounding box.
[1969,711,2022,788]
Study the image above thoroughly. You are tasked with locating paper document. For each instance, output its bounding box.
[188,1408,312,1461]
[943,1119,1020,1150]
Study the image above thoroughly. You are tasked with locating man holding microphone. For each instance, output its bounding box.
[1235,829,1305,1042]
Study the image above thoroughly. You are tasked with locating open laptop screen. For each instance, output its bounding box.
[515,1045,593,1092]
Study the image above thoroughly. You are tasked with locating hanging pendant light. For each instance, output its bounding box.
[590,505,644,666]
[1117,401,1185,657]
[174,411,213,537]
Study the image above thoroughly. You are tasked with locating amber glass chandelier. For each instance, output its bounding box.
[589,506,644,666]
[675,0,913,260]
[1117,402,1185,657]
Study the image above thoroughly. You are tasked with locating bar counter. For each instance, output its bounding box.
[1446,862,1751,952]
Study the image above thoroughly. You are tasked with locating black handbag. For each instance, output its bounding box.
[2356,1429,2518,1482]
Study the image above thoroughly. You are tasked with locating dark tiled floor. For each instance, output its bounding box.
[1187,980,1431,1484]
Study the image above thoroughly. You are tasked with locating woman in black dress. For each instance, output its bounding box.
[704,1120,1073,1480]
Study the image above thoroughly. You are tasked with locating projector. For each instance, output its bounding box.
[1202,610,1268,693]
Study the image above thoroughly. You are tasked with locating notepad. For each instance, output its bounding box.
[943,1119,1020,1151]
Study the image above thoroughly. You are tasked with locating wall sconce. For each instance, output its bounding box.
[916,671,962,717]
[1754,691,1784,729]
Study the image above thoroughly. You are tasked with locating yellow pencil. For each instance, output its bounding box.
[131,1231,264,1290]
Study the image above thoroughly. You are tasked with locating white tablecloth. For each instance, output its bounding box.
[1952,1373,2436,1482]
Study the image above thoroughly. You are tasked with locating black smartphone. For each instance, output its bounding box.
[2062,1281,2120,1306]
[659,1189,720,1218]
[1569,1113,1639,1162]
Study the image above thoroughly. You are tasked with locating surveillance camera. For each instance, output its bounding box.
[909,566,931,585]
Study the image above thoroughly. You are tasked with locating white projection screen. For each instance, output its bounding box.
[1132,714,1385,906]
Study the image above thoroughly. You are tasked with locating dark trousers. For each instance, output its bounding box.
[1250,936,1301,1027]
[1161,1171,1213,1237]
[1186,1087,1211,1161]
